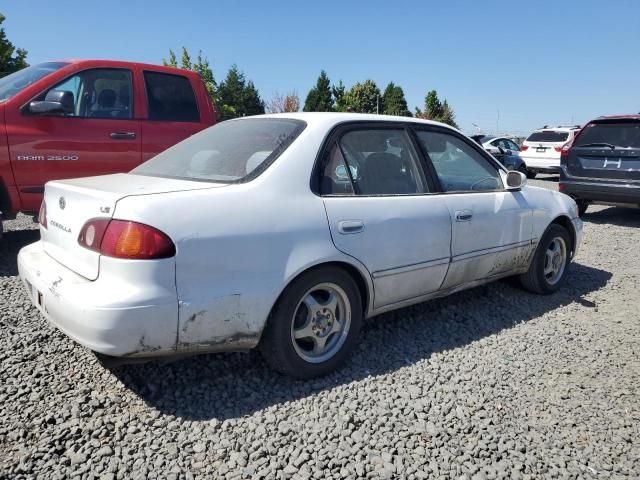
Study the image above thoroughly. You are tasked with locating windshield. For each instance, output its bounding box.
[575,123,640,149]
[132,118,306,183]
[526,131,569,143]
[0,62,68,102]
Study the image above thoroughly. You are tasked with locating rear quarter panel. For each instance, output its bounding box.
[112,124,372,353]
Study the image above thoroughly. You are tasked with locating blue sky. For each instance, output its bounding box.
[3,0,639,135]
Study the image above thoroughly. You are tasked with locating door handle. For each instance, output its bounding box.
[110,132,137,140]
[455,210,473,222]
[338,220,364,234]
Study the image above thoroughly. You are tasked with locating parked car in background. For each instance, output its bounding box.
[19,113,582,379]
[470,135,527,173]
[520,126,581,178]
[0,59,216,241]
[560,114,640,216]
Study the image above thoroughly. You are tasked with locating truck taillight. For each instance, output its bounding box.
[78,219,175,259]
[520,145,529,151]
[38,202,47,229]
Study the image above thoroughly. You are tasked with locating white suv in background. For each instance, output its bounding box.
[520,126,581,178]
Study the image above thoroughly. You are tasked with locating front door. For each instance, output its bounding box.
[319,125,451,308]
[413,128,533,289]
[6,68,140,212]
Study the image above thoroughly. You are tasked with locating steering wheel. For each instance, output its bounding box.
[470,176,498,191]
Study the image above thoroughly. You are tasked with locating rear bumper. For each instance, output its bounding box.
[521,155,560,172]
[560,179,640,207]
[18,241,179,357]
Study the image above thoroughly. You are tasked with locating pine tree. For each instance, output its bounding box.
[243,81,265,116]
[0,14,28,78]
[345,80,382,114]
[382,82,411,117]
[332,80,347,112]
[180,47,192,70]
[162,49,177,67]
[415,89,457,128]
[217,65,265,120]
[303,70,333,112]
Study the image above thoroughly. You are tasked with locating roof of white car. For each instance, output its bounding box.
[252,112,456,130]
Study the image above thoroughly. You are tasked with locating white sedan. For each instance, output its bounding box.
[18,113,582,378]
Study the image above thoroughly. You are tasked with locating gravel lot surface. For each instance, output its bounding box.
[1,175,638,479]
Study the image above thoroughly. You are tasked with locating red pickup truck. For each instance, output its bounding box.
[0,59,216,237]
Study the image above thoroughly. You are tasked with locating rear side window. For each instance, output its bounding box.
[321,129,428,196]
[132,118,305,183]
[574,123,640,149]
[144,71,199,122]
[526,131,569,143]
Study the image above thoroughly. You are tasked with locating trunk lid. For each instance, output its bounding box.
[523,130,570,158]
[565,121,640,181]
[41,173,222,280]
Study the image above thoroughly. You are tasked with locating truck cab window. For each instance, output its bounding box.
[144,71,200,122]
[41,69,133,119]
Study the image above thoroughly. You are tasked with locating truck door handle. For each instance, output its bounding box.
[110,132,137,140]
[338,220,364,234]
[455,210,473,222]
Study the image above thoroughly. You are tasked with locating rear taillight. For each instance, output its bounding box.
[554,146,563,152]
[78,219,175,259]
[520,145,529,151]
[38,201,47,229]
[558,182,565,192]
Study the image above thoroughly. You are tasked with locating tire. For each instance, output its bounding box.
[517,164,528,175]
[519,224,572,294]
[575,200,588,217]
[259,266,363,379]
[526,170,537,179]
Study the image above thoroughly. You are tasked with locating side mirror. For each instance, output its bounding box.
[29,90,74,115]
[506,170,527,190]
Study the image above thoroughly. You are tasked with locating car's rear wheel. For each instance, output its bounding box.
[519,224,571,294]
[517,164,528,175]
[260,266,362,379]
[575,199,588,217]
[526,169,537,179]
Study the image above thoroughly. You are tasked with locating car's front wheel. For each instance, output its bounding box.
[519,224,571,294]
[260,266,362,379]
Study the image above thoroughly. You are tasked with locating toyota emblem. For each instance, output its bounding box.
[59,197,66,210]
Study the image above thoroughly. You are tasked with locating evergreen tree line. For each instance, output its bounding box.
[0,14,28,78]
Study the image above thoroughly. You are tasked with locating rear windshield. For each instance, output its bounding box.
[574,123,640,149]
[526,131,569,143]
[132,118,306,183]
[0,62,68,102]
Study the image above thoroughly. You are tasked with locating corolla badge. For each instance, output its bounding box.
[59,197,66,210]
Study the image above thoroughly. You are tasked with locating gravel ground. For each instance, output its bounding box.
[1,177,639,479]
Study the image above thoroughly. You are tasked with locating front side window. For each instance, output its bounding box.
[37,68,132,118]
[144,71,199,122]
[321,129,427,196]
[0,62,68,102]
[416,130,503,192]
[132,118,305,183]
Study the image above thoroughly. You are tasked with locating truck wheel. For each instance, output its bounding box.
[259,266,362,379]
[519,224,571,295]
[526,170,537,179]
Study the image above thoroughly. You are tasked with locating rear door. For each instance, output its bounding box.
[413,127,533,289]
[6,67,140,212]
[140,70,205,161]
[319,124,451,309]
[566,120,640,181]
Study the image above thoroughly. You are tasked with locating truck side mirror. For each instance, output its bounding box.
[29,90,74,115]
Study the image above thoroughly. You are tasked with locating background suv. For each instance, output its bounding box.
[560,115,640,216]
[520,126,581,178]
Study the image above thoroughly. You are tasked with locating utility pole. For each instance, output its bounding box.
[376,95,379,114]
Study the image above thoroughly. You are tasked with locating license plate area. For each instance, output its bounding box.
[536,147,546,153]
